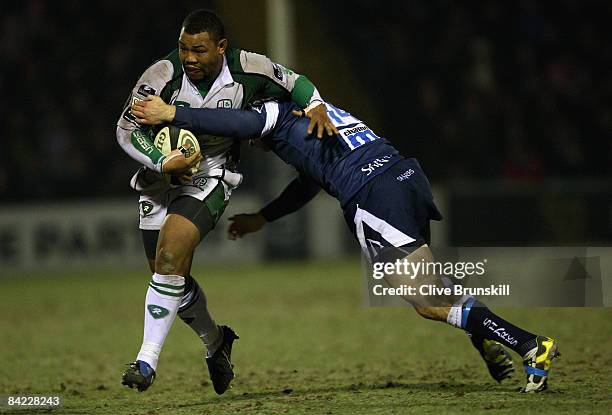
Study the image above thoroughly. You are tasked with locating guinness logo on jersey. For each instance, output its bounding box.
[217,99,232,108]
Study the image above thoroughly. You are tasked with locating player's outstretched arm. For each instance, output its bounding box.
[260,175,321,221]
[131,95,266,140]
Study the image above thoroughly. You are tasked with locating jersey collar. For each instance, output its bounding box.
[184,55,234,98]
[201,55,234,104]
[216,54,234,87]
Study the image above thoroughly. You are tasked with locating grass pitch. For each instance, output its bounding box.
[0,260,610,414]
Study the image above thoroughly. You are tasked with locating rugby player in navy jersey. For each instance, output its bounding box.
[131,96,560,393]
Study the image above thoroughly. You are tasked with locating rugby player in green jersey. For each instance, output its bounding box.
[116,9,337,394]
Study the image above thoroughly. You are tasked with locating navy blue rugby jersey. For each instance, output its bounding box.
[173,101,402,206]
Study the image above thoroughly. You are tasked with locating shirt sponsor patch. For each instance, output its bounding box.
[217,99,232,108]
[137,84,156,97]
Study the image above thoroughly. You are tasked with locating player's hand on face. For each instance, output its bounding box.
[292,102,338,139]
[161,143,202,174]
[227,213,267,240]
[131,95,176,125]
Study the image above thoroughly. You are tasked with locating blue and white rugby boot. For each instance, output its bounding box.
[121,360,156,392]
[521,336,560,393]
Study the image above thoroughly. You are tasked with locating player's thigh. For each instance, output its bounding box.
[384,244,456,309]
[343,163,455,310]
[168,179,231,240]
[159,191,221,253]
[155,182,230,274]
[137,184,219,270]
[343,184,421,261]
[142,226,199,274]
[344,159,440,259]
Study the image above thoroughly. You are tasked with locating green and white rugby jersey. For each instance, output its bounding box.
[116,47,323,175]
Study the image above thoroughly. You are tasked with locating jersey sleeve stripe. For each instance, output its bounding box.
[262,102,280,136]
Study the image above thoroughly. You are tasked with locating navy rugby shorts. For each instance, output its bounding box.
[342,158,442,261]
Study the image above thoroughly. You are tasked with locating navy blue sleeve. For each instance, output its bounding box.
[259,174,321,222]
[172,106,267,139]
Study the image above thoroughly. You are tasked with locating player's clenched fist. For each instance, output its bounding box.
[227,213,267,240]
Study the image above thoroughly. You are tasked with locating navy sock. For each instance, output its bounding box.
[462,299,538,357]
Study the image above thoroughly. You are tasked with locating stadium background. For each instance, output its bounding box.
[0,1,610,414]
[1,0,611,267]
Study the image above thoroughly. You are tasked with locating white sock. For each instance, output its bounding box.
[136,273,185,370]
[178,276,222,357]
[446,295,473,328]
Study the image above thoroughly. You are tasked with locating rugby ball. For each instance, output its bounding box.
[153,125,201,177]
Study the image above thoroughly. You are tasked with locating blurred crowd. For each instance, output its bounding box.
[1,0,209,202]
[324,0,612,181]
[1,0,610,202]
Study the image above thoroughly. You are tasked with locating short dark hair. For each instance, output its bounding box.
[182,9,225,41]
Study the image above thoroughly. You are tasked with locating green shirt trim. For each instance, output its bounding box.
[291,75,316,108]
[131,130,164,165]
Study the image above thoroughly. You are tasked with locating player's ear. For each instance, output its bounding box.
[217,38,228,54]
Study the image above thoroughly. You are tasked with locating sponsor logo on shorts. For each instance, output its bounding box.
[361,155,393,176]
[217,99,232,108]
[396,169,415,181]
[140,201,154,217]
[193,177,208,189]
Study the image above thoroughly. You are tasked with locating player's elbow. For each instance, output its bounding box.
[116,126,140,154]
[116,126,128,146]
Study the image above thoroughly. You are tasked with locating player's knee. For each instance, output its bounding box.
[414,306,436,320]
[156,247,182,274]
